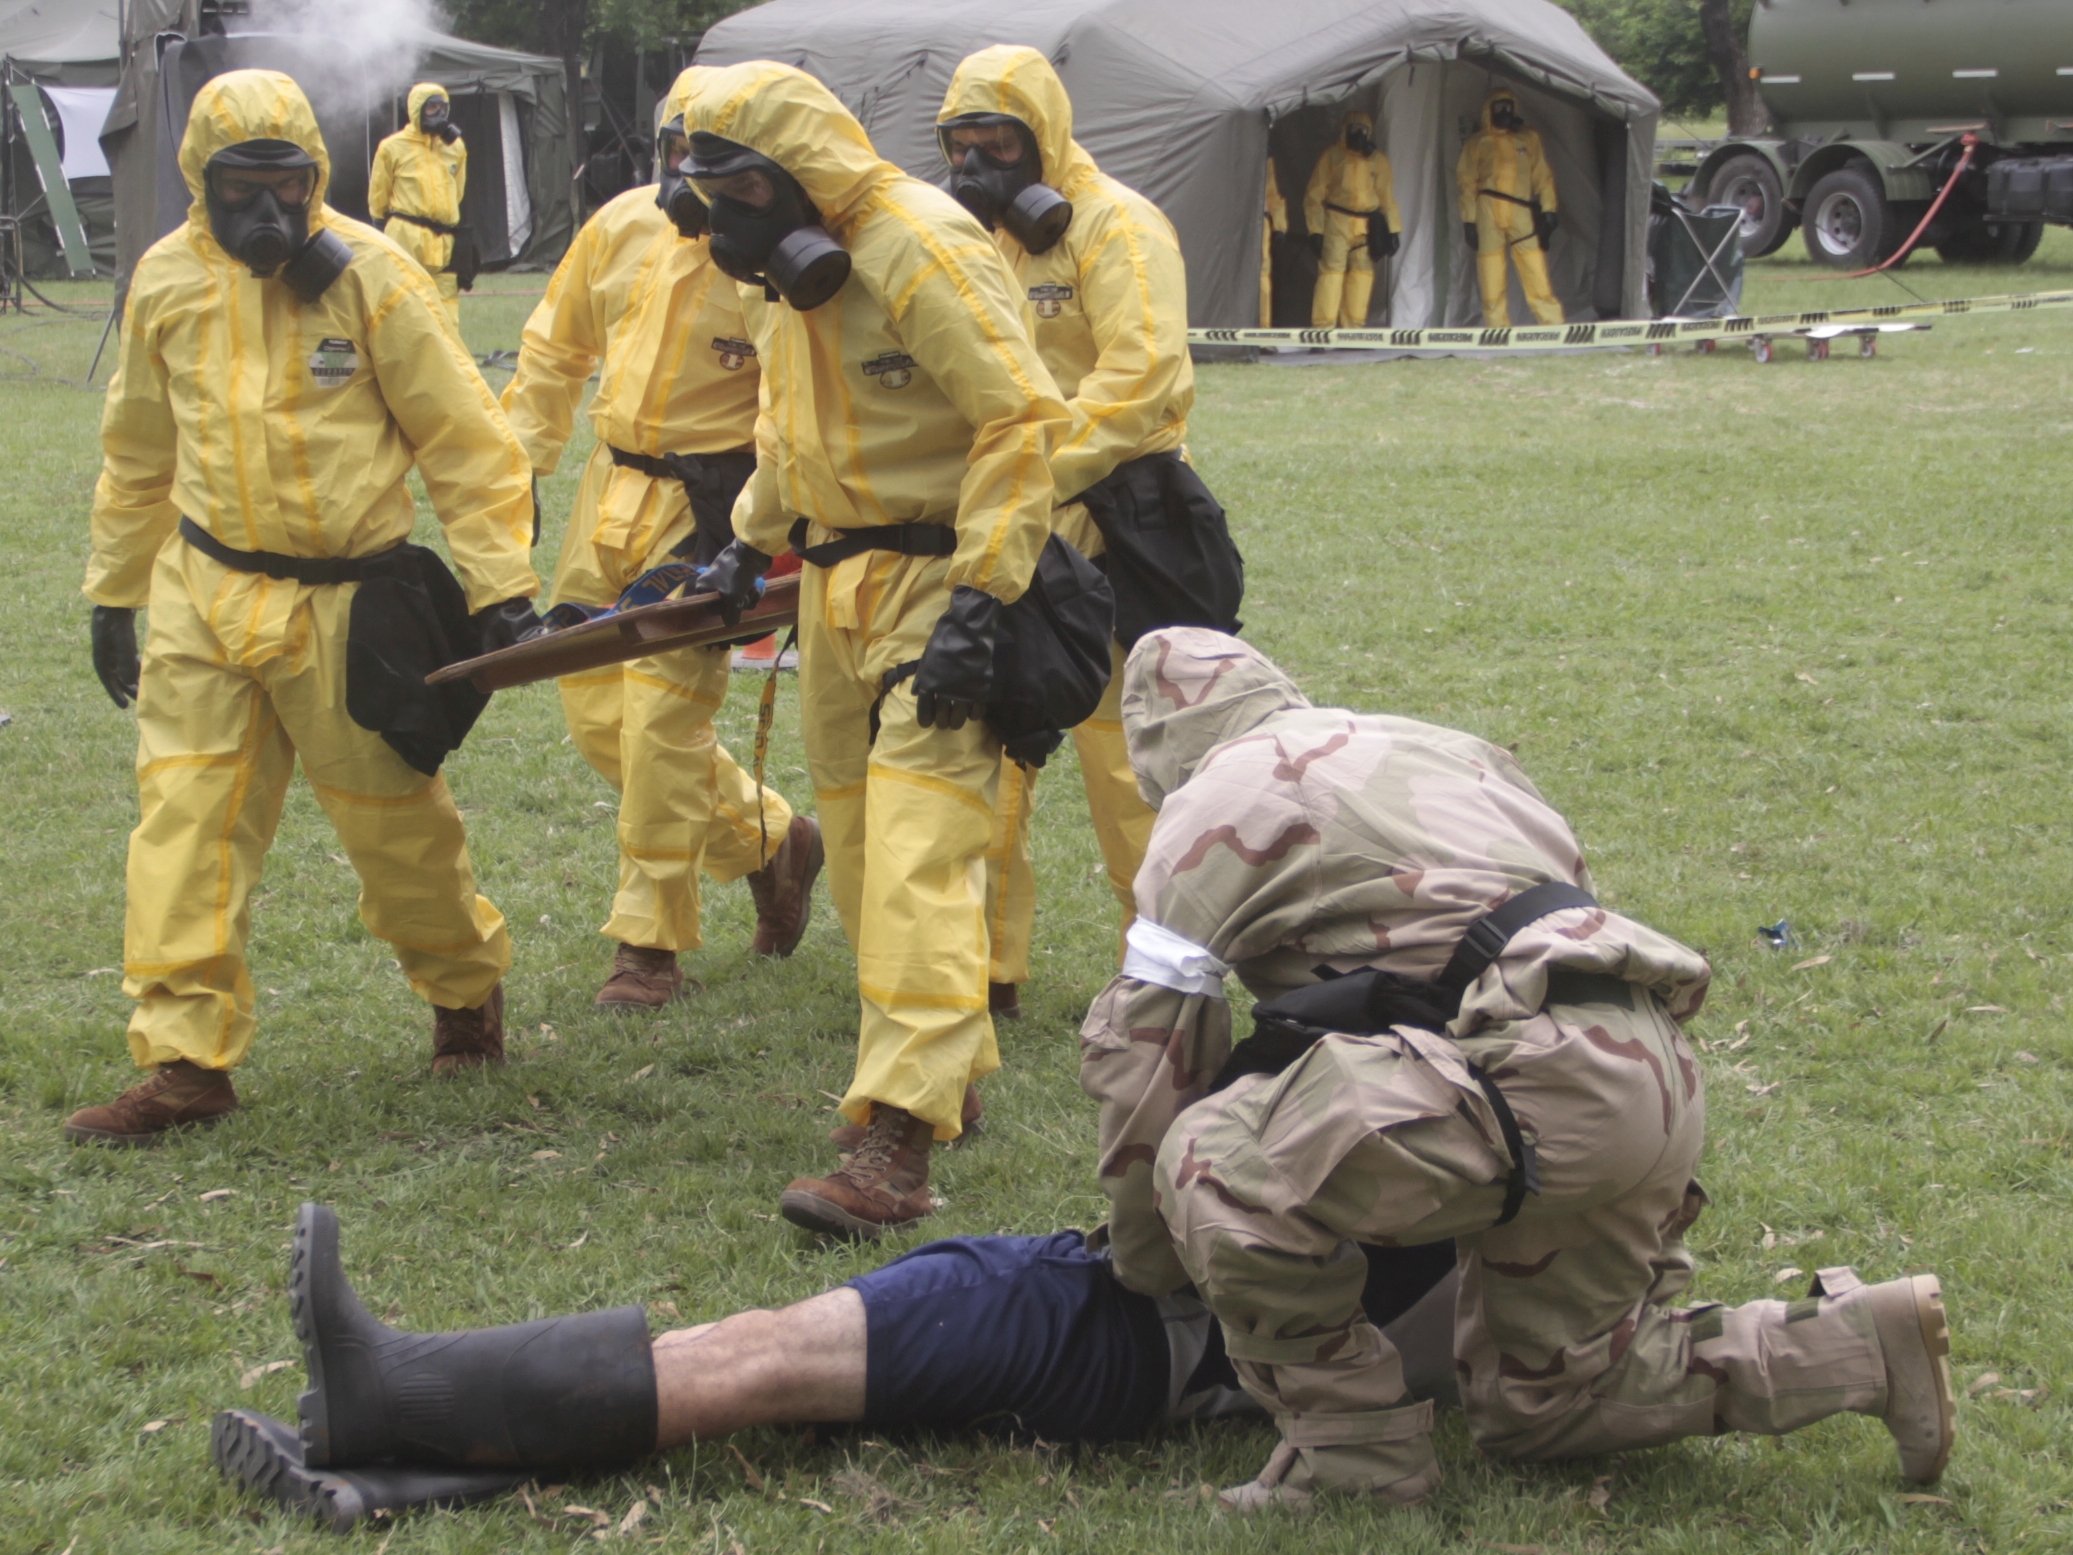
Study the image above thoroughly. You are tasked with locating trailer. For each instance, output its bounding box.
[1685,0,2073,268]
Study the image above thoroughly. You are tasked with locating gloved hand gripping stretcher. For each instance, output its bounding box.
[427,570,800,694]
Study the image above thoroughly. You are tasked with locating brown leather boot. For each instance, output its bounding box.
[64,1059,239,1146]
[593,944,686,1008]
[431,983,505,1076]
[988,981,1024,1021]
[747,815,824,957]
[829,1083,982,1152]
[781,1103,934,1240]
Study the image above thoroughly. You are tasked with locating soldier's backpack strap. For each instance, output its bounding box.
[1435,880,1599,997]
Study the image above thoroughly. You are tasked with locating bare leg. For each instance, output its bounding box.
[652,1287,867,1447]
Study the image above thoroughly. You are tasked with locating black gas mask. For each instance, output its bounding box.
[419,96,459,144]
[203,140,352,302]
[654,117,707,239]
[939,113,1072,254]
[1489,98,1522,133]
[687,132,850,310]
[1344,123,1375,155]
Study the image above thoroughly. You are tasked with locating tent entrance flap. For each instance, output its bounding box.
[7,79,94,275]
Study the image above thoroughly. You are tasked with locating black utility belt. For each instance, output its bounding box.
[786,516,955,570]
[1323,202,1382,218]
[386,210,458,235]
[1210,880,1603,1227]
[607,445,753,483]
[179,517,402,585]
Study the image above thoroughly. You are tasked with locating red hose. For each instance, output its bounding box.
[1815,133,1977,280]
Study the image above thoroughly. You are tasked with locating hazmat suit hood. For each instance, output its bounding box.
[178,68,332,237]
[682,61,901,234]
[659,64,715,134]
[937,46,1100,201]
[407,82,451,137]
[1481,90,1521,132]
[1341,110,1375,147]
[1121,628,1311,809]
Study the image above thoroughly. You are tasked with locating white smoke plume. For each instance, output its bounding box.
[245,0,450,122]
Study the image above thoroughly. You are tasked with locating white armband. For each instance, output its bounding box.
[1122,918,1231,998]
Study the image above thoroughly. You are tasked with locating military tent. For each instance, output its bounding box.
[1,2,121,278]
[102,1,577,292]
[697,0,1659,327]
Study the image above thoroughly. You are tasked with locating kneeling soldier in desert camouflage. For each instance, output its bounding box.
[1081,627,1957,1511]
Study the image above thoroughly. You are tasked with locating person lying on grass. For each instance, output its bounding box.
[213,1202,1459,1527]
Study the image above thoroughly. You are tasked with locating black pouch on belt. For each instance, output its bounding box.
[343,547,490,776]
[178,517,487,777]
[864,532,1117,770]
[1073,451,1244,649]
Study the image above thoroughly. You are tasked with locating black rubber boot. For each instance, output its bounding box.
[212,1408,525,1530]
[291,1202,658,1470]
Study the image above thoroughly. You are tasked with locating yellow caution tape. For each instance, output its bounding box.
[1189,289,2073,353]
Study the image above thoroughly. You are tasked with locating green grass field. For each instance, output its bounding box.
[4,233,2072,1553]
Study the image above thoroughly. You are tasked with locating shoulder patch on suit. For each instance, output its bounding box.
[1029,283,1074,318]
[862,351,915,390]
[307,337,360,387]
[712,336,756,370]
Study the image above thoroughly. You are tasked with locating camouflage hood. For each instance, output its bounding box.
[1122,628,1311,809]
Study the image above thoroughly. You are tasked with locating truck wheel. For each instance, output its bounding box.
[1803,165,1891,269]
[1934,218,2044,264]
[1709,154,1793,257]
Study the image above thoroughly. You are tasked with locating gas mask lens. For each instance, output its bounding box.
[942,115,1071,253]
[1490,99,1520,131]
[205,145,317,277]
[1345,125,1374,155]
[687,134,850,309]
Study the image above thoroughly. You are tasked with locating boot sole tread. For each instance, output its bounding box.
[212,1407,359,1529]
[289,1203,334,1467]
[777,1187,925,1242]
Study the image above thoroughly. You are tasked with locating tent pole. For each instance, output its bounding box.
[86,297,119,381]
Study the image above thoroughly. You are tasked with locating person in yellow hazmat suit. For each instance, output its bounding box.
[1304,111,1401,328]
[1261,158,1288,327]
[500,67,823,1009]
[369,83,467,323]
[934,46,1241,1026]
[1457,87,1563,326]
[680,60,1071,1240]
[68,70,539,1147]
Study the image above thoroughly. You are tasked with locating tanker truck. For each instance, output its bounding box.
[1688,0,2073,267]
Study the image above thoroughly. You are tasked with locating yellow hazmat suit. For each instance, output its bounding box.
[686,61,1069,1139]
[938,45,1183,988]
[85,69,535,1072]
[501,68,790,958]
[1457,88,1563,326]
[1262,159,1287,327]
[369,82,467,320]
[1304,111,1400,328]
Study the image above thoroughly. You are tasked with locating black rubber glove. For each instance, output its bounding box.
[530,477,543,548]
[698,538,772,628]
[1306,231,1324,260]
[91,604,139,709]
[912,585,1000,732]
[1464,222,1480,256]
[475,597,545,654]
[1368,224,1400,260]
[1535,208,1559,250]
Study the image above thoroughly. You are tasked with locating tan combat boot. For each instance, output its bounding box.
[1219,1400,1440,1513]
[746,815,824,957]
[431,983,506,1076]
[1829,1268,1956,1483]
[780,1103,934,1240]
[64,1059,239,1146]
[593,944,687,1008]
[829,1083,982,1152]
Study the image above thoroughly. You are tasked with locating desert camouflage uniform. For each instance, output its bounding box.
[1080,628,1892,1501]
